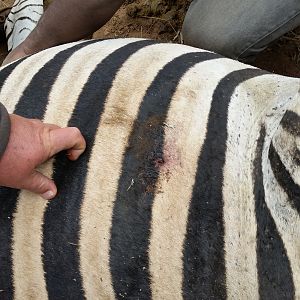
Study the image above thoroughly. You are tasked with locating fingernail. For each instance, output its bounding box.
[41,190,55,200]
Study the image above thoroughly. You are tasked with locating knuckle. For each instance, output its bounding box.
[24,173,49,193]
[71,127,82,138]
[31,119,43,126]
[34,175,48,190]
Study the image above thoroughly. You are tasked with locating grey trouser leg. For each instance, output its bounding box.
[182,0,300,60]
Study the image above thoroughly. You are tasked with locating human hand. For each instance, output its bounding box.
[0,114,86,199]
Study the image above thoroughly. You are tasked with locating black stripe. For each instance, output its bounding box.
[0,56,32,299]
[281,110,300,137]
[18,27,30,34]
[6,16,38,42]
[41,39,156,299]
[0,40,96,299]
[294,148,300,166]
[32,10,42,16]
[109,51,221,299]
[0,187,19,300]
[269,142,300,214]
[254,128,294,299]
[10,4,43,15]
[182,68,268,299]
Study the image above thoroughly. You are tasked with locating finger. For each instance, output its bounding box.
[49,127,86,160]
[22,170,57,200]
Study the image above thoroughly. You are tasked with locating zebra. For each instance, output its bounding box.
[0,37,299,299]
[4,0,43,52]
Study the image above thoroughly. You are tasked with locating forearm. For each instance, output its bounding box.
[0,103,11,159]
[22,0,125,54]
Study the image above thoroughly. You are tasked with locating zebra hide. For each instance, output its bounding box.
[4,0,43,52]
[0,38,299,300]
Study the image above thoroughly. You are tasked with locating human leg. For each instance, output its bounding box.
[3,0,125,65]
[182,0,300,60]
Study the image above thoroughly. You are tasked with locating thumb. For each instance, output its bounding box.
[22,170,57,200]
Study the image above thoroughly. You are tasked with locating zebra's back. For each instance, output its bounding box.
[0,38,299,300]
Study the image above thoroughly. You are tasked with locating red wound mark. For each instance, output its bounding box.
[149,142,181,191]
[154,158,165,168]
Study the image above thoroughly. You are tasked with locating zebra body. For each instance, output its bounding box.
[0,38,299,299]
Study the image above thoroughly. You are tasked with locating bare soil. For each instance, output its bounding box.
[0,0,300,77]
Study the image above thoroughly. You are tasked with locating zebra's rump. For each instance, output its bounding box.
[0,38,299,300]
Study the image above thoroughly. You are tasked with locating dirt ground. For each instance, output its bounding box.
[0,0,300,77]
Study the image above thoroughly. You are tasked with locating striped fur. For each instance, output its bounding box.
[4,0,43,51]
[0,38,299,299]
